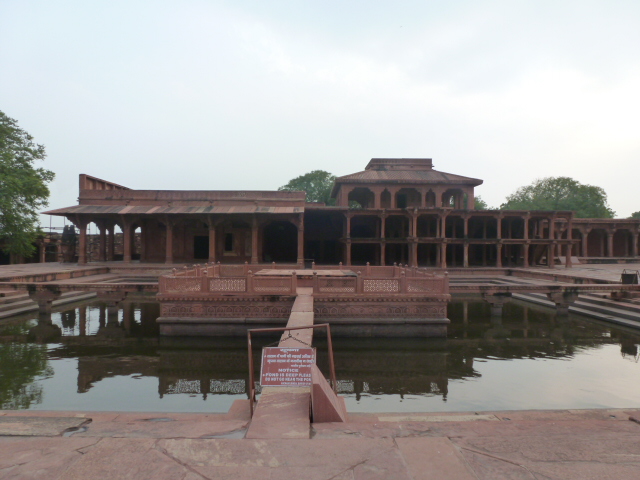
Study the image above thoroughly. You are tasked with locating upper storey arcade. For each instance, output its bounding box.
[331,158,483,210]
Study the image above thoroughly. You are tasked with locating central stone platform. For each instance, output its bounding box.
[156,264,451,337]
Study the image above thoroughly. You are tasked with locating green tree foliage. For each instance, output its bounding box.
[278,170,336,205]
[630,211,640,219]
[0,111,55,257]
[0,343,52,409]
[501,177,615,218]
[474,195,489,210]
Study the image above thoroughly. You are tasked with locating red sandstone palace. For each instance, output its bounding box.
[44,158,639,268]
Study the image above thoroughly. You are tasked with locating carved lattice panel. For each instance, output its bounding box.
[363,279,400,293]
[253,278,292,293]
[220,265,245,277]
[406,278,442,293]
[318,278,356,293]
[163,277,202,292]
[209,278,246,292]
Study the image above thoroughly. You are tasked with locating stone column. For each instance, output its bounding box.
[251,216,259,264]
[28,289,61,315]
[38,240,46,263]
[165,220,174,264]
[463,215,469,238]
[632,231,639,258]
[380,214,387,239]
[606,231,614,257]
[496,243,502,268]
[496,215,502,240]
[79,304,87,336]
[98,224,107,261]
[107,225,115,261]
[77,221,88,265]
[523,215,530,240]
[581,228,590,257]
[208,222,217,264]
[346,240,352,266]
[548,243,555,268]
[380,241,386,266]
[523,243,530,267]
[440,242,447,269]
[296,214,304,268]
[463,242,469,268]
[565,218,573,268]
[547,291,579,316]
[345,213,352,239]
[482,293,512,318]
[410,240,418,267]
[123,222,132,263]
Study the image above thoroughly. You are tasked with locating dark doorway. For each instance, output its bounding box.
[263,221,297,263]
[193,236,209,259]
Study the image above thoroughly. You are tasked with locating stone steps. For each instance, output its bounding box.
[513,292,640,329]
[0,291,97,319]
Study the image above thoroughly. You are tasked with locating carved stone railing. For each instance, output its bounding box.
[159,262,448,296]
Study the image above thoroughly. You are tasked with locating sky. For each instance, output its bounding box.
[1,0,639,229]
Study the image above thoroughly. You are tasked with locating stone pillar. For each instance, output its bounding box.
[99,225,107,261]
[38,241,46,263]
[606,231,614,257]
[28,289,61,315]
[251,217,259,264]
[548,243,555,268]
[496,215,502,240]
[346,240,352,266]
[208,223,217,263]
[296,214,304,268]
[107,225,115,261]
[633,231,639,258]
[345,213,352,239]
[440,242,447,269]
[410,240,418,268]
[565,218,573,268]
[463,215,468,238]
[381,241,386,266]
[523,243,530,268]
[482,293,512,318]
[165,221,174,264]
[523,215,530,240]
[79,304,87,336]
[380,214,387,239]
[496,243,502,268]
[77,222,87,265]
[581,228,590,257]
[123,222,132,263]
[463,242,469,268]
[97,291,127,317]
[547,291,579,316]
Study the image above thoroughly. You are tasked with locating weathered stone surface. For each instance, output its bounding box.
[310,364,346,423]
[0,416,89,436]
[397,437,476,480]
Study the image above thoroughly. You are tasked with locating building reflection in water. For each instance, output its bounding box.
[3,297,640,410]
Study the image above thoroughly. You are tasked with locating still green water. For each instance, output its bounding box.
[1,298,639,413]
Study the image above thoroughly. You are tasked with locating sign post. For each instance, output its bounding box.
[260,347,316,387]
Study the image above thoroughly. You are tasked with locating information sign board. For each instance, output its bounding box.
[260,347,316,387]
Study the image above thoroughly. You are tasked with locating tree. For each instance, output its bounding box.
[630,211,640,219]
[474,195,490,210]
[501,177,615,218]
[0,111,54,257]
[278,170,336,205]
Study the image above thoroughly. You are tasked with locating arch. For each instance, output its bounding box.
[380,189,392,209]
[425,190,436,208]
[395,188,421,208]
[348,187,375,209]
[442,188,465,208]
[262,221,297,263]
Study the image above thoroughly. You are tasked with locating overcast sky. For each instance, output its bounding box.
[2,0,639,228]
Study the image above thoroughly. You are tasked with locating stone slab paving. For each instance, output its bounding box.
[2,407,640,479]
[0,416,89,436]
